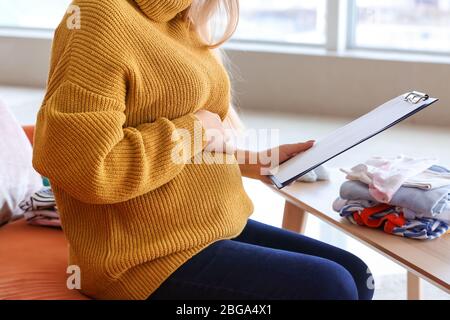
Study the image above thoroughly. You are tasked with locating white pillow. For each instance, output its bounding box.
[0,100,43,226]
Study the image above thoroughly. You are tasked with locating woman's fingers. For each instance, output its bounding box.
[282,140,315,157]
[273,141,314,165]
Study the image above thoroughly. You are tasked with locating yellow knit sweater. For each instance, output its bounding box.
[33,0,253,300]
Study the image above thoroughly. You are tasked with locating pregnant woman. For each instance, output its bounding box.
[33,0,374,300]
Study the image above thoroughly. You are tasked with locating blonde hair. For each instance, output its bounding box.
[184,0,240,49]
[183,0,244,132]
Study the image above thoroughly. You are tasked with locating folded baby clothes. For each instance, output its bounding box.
[19,187,61,228]
[340,180,450,219]
[337,201,449,240]
[341,155,438,203]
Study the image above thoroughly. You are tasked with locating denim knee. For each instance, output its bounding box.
[355,262,375,300]
[302,260,359,300]
[338,251,375,300]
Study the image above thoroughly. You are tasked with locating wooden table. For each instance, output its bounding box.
[272,169,450,300]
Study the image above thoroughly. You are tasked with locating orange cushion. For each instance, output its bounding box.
[0,219,89,300]
[22,126,35,146]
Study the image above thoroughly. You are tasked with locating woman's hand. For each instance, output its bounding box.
[194,110,224,134]
[194,110,233,153]
[194,110,315,184]
[238,141,315,184]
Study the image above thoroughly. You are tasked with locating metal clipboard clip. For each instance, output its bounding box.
[404,91,429,104]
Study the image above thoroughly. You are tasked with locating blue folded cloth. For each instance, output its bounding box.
[340,180,450,217]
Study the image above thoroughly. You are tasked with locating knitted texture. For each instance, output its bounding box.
[33,0,253,299]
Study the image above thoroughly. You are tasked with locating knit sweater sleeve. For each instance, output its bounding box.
[33,80,205,204]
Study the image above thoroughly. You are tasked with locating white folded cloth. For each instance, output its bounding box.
[402,169,450,190]
[297,166,330,183]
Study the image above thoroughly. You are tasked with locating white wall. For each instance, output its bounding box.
[0,34,52,87]
[1,34,450,127]
[226,46,450,127]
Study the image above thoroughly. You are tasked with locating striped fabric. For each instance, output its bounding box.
[18,188,60,228]
[391,218,448,240]
[338,201,449,240]
[19,187,56,212]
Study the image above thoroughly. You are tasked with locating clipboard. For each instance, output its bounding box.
[269,91,439,189]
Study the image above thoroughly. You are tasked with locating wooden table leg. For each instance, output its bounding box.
[282,201,308,234]
[407,271,422,300]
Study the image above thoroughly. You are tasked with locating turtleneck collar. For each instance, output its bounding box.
[134,0,193,22]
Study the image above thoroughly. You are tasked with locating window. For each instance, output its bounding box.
[350,0,450,53]
[0,0,71,29]
[234,0,327,45]
[1,0,450,56]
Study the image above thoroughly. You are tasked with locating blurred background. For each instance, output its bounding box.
[2,0,450,49]
[0,0,449,300]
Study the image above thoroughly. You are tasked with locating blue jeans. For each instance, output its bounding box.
[149,220,374,300]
